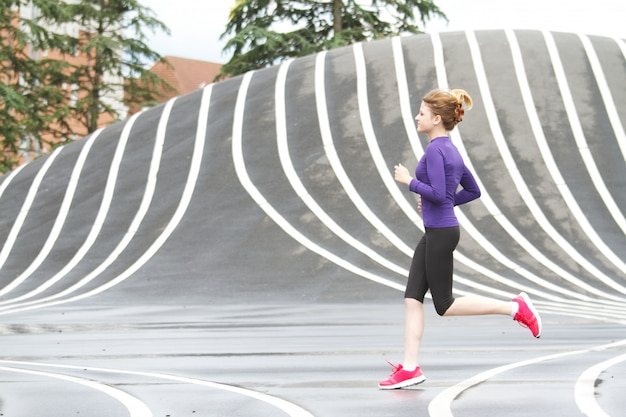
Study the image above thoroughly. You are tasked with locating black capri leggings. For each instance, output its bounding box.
[404,226,460,316]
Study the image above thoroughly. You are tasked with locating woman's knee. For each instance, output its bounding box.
[404,297,423,309]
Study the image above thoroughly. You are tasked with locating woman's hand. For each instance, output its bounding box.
[417,196,422,213]
[394,163,413,185]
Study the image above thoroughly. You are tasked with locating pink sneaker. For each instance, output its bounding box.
[378,361,426,389]
[512,292,542,338]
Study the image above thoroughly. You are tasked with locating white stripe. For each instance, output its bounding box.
[0,100,175,308]
[432,32,625,302]
[0,86,210,315]
[510,29,626,284]
[546,31,626,256]
[606,36,626,161]
[537,304,626,325]
[232,70,404,292]
[317,48,414,258]
[353,42,423,230]
[0,164,26,199]
[0,360,314,417]
[391,37,425,164]
[0,365,152,417]
[277,59,406,275]
[428,339,626,417]
[0,112,141,302]
[576,352,626,417]
[580,34,626,163]
[538,302,626,320]
[464,29,626,297]
[0,146,63,277]
[0,129,102,301]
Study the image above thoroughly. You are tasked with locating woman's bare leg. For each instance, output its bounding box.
[403,298,424,366]
[444,295,513,316]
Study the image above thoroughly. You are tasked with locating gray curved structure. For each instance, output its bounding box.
[0,30,624,417]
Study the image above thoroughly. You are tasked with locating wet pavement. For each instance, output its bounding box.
[1,301,624,417]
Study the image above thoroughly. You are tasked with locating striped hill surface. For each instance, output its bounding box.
[0,30,624,323]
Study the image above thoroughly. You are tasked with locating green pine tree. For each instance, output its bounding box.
[218,0,446,78]
[63,0,175,134]
[0,0,74,172]
[0,0,174,172]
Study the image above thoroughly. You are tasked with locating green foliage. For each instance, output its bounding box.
[61,0,174,133]
[0,0,172,173]
[0,0,73,173]
[218,0,446,78]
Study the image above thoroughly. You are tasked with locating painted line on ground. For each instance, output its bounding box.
[468,29,626,298]
[0,129,103,304]
[276,58,406,275]
[0,365,152,417]
[428,339,626,417]
[0,147,62,282]
[0,360,313,417]
[540,30,626,268]
[232,69,404,292]
[0,99,175,309]
[576,351,626,417]
[0,86,211,315]
[0,112,141,303]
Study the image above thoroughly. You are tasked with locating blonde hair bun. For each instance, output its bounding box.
[422,88,473,130]
[451,89,473,110]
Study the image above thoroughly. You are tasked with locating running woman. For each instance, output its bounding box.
[378,88,542,390]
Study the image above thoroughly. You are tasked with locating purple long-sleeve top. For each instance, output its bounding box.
[409,136,481,228]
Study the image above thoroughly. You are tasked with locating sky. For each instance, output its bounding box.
[144,0,626,64]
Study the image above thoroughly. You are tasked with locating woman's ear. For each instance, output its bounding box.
[433,114,442,125]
